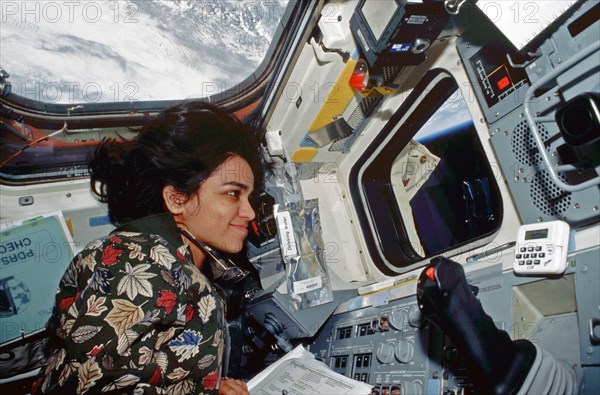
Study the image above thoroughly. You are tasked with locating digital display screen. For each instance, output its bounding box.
[361,0,398,41]
[525,229,548,240]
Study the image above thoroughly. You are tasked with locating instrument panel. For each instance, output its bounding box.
[312,299,429,386]
[306,253,592,394]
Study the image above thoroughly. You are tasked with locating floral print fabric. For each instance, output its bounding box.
[34,228,226,394]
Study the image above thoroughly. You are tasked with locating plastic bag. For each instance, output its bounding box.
[275,198,334,311]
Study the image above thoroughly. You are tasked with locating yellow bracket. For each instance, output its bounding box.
[308,58,358,133]
[291,59,358,163]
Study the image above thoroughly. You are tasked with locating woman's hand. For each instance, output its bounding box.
[219,378,250,395]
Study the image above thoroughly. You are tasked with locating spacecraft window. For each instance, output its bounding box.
[353,72,502,274]
[401,88,502,256]
[0,0,294,183]
[0,0,289,104]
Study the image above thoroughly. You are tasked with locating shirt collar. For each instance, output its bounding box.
[113,212,184,250]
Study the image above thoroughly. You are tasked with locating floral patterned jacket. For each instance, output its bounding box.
[33,213,227,394]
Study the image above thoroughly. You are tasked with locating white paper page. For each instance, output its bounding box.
[247,345,372,395]
[476,1,577,50]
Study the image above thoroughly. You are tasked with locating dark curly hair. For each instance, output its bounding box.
[90,101,264,226]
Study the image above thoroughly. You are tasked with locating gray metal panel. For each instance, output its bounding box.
[245,289,357,339]
[455,37,530,125]
[307,118,353,147]
[555,52,600,101]
[582,366,600,395]
[460,0,599,225]
[488,106,600,225]
[526,1,600,101]
[574,248,600,366]
[308,296,436,392]
[307,262,590,392]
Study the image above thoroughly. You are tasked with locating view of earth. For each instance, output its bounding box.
[0,0,289,104]
[418,89,473,141]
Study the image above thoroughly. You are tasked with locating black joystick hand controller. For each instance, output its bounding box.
[417,257,536,395]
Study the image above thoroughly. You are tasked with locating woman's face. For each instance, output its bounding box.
[176,155,256,255]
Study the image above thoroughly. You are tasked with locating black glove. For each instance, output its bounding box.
[417,256,536,395]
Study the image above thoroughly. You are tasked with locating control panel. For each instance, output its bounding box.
[306,255,589,394]
[310,298,438,394]
[458,0,600,226]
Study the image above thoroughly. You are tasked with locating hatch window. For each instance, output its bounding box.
[403,93,499,255]
[352,73,502,274]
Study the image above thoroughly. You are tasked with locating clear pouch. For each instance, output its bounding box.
[275,198,334,311]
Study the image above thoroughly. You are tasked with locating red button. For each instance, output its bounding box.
[425,266,435,281]
[497,76,510,90]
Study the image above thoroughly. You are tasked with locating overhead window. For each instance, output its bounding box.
[351,71,502,275]
[0,0,294,183]
[0,0,289,104]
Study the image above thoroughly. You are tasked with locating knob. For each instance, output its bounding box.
[376,342,396,364]
[389,309,408,331]
[408,305,423,328]
[396,341,415,363]
[403,380,423,394]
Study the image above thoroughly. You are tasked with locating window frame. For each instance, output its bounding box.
[0,1,304,184]
[0,1,298,117]
[349,69,503,275]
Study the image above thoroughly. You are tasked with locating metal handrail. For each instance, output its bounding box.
[523,41,600,193]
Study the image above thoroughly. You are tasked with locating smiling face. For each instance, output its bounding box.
[165,155,256,266]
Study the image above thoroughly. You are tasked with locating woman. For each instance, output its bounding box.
[33,102,262,394]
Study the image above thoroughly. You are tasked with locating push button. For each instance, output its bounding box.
[425,266,435,281]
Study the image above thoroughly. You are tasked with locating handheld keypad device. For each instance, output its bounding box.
[514,221,570,275]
